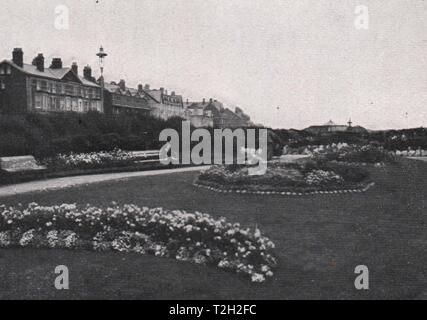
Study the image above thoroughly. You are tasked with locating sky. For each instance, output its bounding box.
[0,0,426,130]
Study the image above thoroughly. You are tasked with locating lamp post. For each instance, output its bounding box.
[96,46,108,113]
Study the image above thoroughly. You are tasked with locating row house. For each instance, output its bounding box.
[185,98,252,128]
[0,48,102,114]
[0,48,255,127]
[103,80,156,116]
[144,85,188,120]
[184,98,216,127]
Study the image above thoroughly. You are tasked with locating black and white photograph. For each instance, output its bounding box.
[0,0,426,307]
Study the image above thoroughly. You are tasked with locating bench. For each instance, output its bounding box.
[0,156,47,173]
[130,150,163,164]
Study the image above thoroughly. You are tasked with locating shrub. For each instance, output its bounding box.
[197,160,370,193]
[0,134,28,156]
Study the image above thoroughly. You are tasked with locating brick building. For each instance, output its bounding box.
[0,48,102,114]
[184,98,216,127]
[103,80,157,116]
[143,85,187,120]
[185,98,252,128]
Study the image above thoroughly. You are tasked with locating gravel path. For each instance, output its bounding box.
[0,166,210,198]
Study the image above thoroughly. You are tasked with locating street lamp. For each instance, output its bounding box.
[96,46,108,113]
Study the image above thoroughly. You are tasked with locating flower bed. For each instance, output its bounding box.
[0,203,276,283]
[196,160,371,194]
[285,143,395,165]
[40,148,138,170]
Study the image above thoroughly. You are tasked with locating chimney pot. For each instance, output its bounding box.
[83,65,92,80]
[50,58,63,69]
[71,62,78,75]
[33,53,45,72]
[138,84,143,92]
[144,84,150,90]
[119,79,126,91]
[12,48,24,68]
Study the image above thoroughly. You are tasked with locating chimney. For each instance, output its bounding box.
[33,54,44,72]
[138,84,143,93]
[71,62,78,75]
[209,98,213,103]
[83,65,92,80]
[119,79,126,91]
[160,87,164,94]
[202,98,206,105]
[50,58,63,69]
[12,48,23,68]
[144,84,150,90]
[171,91,176,96]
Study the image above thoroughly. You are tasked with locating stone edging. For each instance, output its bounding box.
[193,181,376,196]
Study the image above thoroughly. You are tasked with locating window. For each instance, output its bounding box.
[42,94,49,110]
[55,97,60,110]
[65,85,73,95]
[0,80,5,90]
[6,65,11,75]
[36,80,41,90]
[72,98,78,112]
[0,66,4,75]
[40,80,47,91]
[65,97,71,111]
[59,98,65,111]
[50,96,56,110]
[52,82,57,94]
[35,94,42,109]
[84,100,89,112]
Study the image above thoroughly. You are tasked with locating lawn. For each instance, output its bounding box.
[0,159,426,299]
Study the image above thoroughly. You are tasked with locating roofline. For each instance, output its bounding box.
[0,59,100,88]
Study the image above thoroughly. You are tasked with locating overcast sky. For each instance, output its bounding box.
[0,0,426,129]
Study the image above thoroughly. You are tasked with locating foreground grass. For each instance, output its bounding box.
[0,159,426,299]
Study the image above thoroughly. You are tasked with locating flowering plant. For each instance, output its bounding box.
[305,170,344,186]
[0,202,276,282]
[41,148,135,170]
[285,143,394,164]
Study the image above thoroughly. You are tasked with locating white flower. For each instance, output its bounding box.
[251,273,266,283]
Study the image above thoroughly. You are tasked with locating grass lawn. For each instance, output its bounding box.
[0,159,426,299]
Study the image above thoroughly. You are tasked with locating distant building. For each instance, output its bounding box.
[185,98,252,128]
[304,119,367,135]
[103,80,156,116]
[186,102,214,127]
[0,48,102,114]
[184,98,218,127]
[143,85,187,120]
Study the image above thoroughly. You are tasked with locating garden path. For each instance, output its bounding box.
[0,166,210,198]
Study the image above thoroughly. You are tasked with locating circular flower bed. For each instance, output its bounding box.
[0,203,276,283]
[196,160,372,195]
